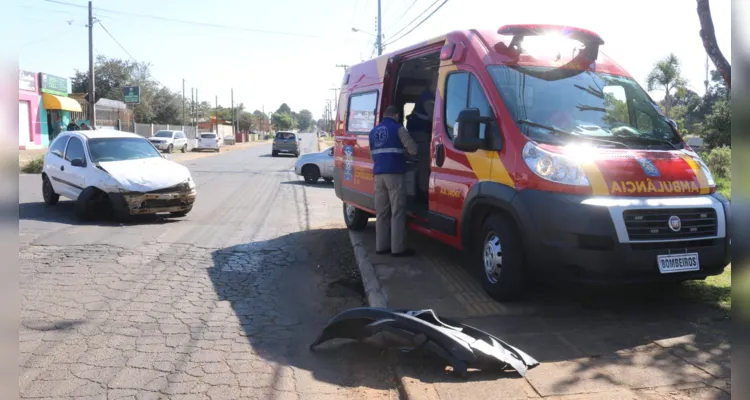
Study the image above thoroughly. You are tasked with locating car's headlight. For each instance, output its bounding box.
[522,141,590,186]
[694,157,716,187]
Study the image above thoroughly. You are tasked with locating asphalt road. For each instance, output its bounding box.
[19,134,399,399]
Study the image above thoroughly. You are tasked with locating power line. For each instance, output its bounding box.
[384,0,448,46]
[384,0,441,44]
[96,20,136,62]
[42,0,325,39]
[385,0,418,32]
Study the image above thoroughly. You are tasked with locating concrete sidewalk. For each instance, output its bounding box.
[348,223,731,399]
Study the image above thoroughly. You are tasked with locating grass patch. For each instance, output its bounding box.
[21,156,44,174]
[685,266,731,311]
[715,176,731,200]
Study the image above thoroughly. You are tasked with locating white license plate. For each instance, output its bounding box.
[657,253,700,274]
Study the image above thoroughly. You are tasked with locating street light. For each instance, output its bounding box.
[352,27,377,38]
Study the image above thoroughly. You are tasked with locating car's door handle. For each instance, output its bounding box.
[60,165,65,171]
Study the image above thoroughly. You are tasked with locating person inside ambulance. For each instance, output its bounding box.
[405,75,438,203]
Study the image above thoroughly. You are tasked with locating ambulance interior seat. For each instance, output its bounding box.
[392,52,440,211]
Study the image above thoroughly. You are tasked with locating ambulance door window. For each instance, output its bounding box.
[468,75,493,140]
[443,72,469,139]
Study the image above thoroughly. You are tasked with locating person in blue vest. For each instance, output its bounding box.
[370,105,419,257]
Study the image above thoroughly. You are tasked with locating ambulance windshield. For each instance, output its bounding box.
[488,65,683,148]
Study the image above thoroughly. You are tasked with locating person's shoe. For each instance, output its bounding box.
[375,249,391,255]
[391,249,416,257]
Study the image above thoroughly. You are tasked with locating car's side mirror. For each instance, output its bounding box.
[70,158,86,167]
[453,108,489,152]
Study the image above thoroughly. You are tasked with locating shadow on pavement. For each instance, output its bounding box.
[370,225,731,395]
[258,154,297,158]
[280,180,334,188]
[207,228,398,392]
[19,201,183,227]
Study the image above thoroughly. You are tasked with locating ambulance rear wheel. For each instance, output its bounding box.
[343,202,369,231]
[477,213,528,302]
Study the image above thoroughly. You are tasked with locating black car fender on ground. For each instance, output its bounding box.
[310,307,539,378]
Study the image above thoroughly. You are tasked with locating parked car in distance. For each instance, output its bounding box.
[149,130,188,153]
[272,131,300,157]
[223,135,236,145]
[295,146,334,183]
[42,130,196,221]
[195,132,221,152]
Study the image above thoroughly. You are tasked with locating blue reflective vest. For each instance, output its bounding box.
[369,117,406,175]
[406,87,434,133]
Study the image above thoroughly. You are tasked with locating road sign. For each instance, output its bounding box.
[123,86,140,104]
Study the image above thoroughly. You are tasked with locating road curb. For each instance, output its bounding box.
[347,229,438,400]
[348,230,387,308]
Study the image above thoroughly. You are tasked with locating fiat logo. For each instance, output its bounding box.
[668,216,682,232]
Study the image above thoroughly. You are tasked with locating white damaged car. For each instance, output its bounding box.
[41,130,196,221]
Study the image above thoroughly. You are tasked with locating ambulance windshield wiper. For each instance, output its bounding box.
[516,119,629,149]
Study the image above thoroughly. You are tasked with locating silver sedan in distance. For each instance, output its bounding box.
[294,146,334,183]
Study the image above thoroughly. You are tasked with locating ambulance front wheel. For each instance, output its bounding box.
[343,202,369,231]
[477,213,528,302]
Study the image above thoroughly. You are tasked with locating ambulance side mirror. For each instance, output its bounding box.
[453,108,488,152]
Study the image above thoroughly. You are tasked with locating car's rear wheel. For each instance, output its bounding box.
[343,202,369,231]
[166,144,173,153]
[476,213,528,301]
[42,175,59,205]
[303,165,320,183]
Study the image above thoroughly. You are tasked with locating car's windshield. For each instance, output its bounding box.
[88,137,163,163]
[201,133,217,139]
[276,132,295,140]
[488,66,681,148]
[154,131,173,138]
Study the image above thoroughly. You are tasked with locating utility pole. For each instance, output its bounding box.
[196,89,199,127]
[88,1,96,127]
[330,87,339,114]
[376,0,382,56]
[215,95,218,133]
[231,88,234,135]
[182,79,185,127]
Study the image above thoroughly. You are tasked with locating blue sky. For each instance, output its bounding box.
[17,0,731,121]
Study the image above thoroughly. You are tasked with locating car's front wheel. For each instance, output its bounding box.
[303,165,320,183]
[272,150,278,157]
[166,144,173,153]
[324,177,333,183]
[476,213,528,302]
[42,175,59,205]
[182,144,187,153]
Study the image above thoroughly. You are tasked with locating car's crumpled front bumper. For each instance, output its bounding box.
[110,183,196,215]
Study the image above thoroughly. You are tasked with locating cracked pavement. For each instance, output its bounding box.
[19,135,399,399]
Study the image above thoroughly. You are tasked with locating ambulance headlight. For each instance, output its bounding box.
[522,141,590,186]
[694,157,716,187]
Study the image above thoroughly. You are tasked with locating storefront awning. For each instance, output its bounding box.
[42,93,82,112]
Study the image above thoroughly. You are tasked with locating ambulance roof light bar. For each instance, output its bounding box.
[497,24,604,62]
[497,24,604,45]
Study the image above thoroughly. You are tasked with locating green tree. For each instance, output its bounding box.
[701,98,730,148]
[297,109,314,131]
[646,53,687,117]
[276,103,292,114]
[272,112,294,130]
